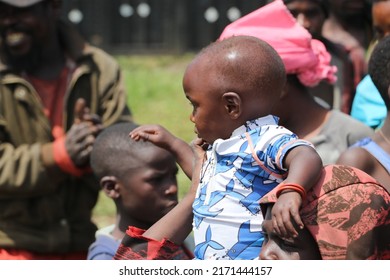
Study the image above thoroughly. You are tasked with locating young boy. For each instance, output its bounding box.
[337,35,390,191]
[87,122,193,260]
[120,35,323,260]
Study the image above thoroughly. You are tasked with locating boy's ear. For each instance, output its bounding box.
[100,176,120,199]
[222,92,241,119]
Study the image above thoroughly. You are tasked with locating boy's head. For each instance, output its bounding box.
[183,35,286,144]
[90,122,179,227]
[368,35,390,110]
[282,0,329,38]
[372,0,390,40]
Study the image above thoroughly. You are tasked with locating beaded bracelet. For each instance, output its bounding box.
[275,183,307,201]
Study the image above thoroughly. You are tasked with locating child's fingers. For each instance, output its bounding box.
[272,216,282,237]
[290,209,304,230]
[279,210,295,238]
[281,212,298,238]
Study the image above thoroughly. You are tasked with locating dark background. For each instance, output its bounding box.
[61,0,267,54]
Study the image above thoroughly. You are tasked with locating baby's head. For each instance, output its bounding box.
[183,35,286,144]
[90,122,179,227]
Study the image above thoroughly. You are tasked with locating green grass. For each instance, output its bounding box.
[92,54,196,228]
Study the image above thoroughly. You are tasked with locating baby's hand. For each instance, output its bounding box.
[129,124,176,151]
[271,191,303,238]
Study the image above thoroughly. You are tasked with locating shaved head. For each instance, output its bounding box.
[191,35,286,103]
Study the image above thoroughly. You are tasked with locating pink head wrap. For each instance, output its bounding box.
[219,0,337,87]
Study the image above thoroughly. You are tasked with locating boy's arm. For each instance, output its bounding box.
[271,145,323,238]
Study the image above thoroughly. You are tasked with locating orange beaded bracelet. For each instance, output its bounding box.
[275,183,307,201]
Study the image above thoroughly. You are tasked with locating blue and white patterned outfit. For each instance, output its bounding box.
[192,115,313,260]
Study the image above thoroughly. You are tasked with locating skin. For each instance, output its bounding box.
[372,1,390,40]
[284,0,327,38]
[0,0,65,78]
[183,60,242,145]
[101,145,179,240]
[260,205,322,260]
[131,37,323,244]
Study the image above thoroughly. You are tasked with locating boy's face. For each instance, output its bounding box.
[372,1,390,41]
[183,59,237,144]
[285,0,327,39]
[259,205,322,260]
[119,146,179,226]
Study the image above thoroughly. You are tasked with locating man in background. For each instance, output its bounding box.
[0,0,133,259]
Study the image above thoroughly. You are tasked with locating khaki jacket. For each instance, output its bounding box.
[0,22,132,253]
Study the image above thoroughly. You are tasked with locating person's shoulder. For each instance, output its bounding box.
[85,45,120,71]
[337,145,375,171]
[87,232,120,260]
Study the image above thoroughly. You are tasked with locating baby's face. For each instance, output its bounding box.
[183,60,237,144]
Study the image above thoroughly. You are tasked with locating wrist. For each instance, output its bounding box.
[275,183,307,201]
[53,136,91,177]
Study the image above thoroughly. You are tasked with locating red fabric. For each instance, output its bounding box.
[27,67,69,129]
[114,226,194,260]
[260,165,390,260]
[0,248,87,260]
[53,136,91,177]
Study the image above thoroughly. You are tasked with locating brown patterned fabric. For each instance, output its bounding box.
[114,226,193,260]
[260,165,390,259]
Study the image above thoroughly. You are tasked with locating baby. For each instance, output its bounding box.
[123,35,323,260]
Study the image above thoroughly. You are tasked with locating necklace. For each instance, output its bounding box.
[378,129,390,146]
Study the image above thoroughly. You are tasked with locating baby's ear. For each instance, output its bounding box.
[222,92,241,119]
[100,176,120,199]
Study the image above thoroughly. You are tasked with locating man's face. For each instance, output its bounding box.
[372,1,390,41]
[285,0,327,39]
[0,1,55,70]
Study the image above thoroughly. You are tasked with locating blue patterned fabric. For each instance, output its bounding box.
[192,115,313,260]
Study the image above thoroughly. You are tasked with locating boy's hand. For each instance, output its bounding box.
[271,191,304,238]
[129,124,177,151]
